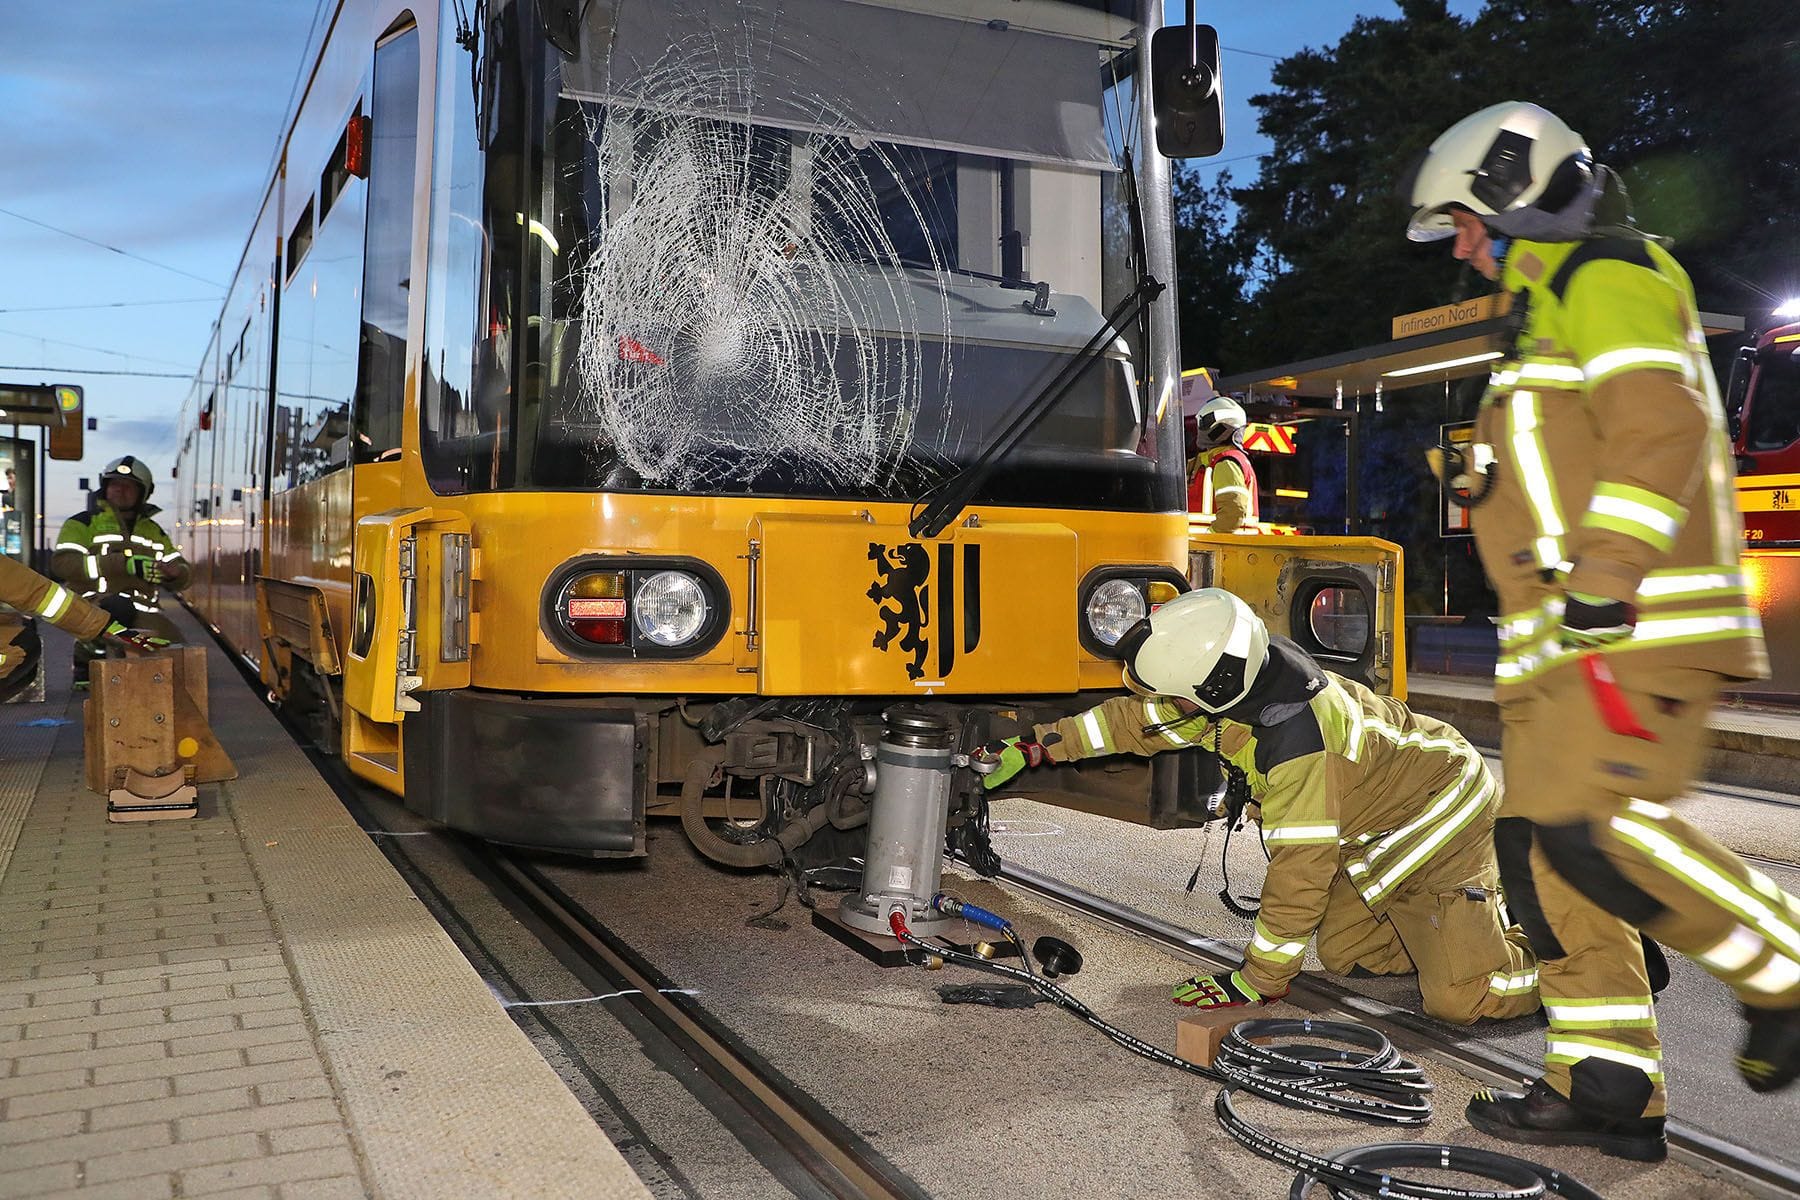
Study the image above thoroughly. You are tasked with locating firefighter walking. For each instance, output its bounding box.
[50,456,188,684]
[1407,101,1800,1160]
[979,588,1541,1028]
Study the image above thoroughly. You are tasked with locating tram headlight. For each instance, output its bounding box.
[1085,578,1149,646]
[634,570,710,647]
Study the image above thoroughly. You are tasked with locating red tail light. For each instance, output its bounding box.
[564,572,628,644]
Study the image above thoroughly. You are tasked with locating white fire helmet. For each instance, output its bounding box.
[1191,395,1247,448]
[1405,101,1600,243]
[1117,588,1269,714]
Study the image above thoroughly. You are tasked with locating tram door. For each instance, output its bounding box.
[0,436,43,702]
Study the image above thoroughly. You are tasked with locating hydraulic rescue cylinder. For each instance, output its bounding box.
[838,706,959,937]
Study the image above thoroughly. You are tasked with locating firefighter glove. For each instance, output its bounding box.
[1560,591,1635,649]
[974,736,1046,790]
[125,555,164,584]
[1171,969,1277,1010]
[99,621,169,656]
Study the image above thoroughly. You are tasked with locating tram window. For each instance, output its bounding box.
[318,103,360,225]
[1746,352,1800,452]
[273,132,368,489]
[354,26,420,464]
[284,201,314,283]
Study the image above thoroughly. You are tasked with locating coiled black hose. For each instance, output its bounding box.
[890,918,1597,1200]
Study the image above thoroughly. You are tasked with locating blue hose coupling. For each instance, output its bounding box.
[931,893,1012,932]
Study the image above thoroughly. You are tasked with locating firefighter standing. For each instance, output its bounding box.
[1187,394,1259,534]
[1406,101,1800,1160]
[51,456,189,684]
[978,589,1541,1027]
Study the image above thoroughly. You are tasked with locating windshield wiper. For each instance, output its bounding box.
[895,258,1043,293]
[908,144,1161,540]
[907,270,1164,540]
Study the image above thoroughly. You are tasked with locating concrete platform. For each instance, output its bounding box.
[1407,671,1800,791]
[0,616,647,1200]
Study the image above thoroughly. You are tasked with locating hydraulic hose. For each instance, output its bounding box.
[887,910,1595,1200]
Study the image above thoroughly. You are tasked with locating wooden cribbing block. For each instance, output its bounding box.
[1176,1007,1273,1068]
[84,648,236,802]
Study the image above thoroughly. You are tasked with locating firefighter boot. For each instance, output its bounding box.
[1738,1004,1800,1094]
[1466,1079,1666,1162]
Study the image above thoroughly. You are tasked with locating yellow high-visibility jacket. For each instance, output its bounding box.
[1471,236,1767,691]
[1026,638,1496,997]
[51,497,190,621]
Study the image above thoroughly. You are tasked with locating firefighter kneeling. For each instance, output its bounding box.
[978,588,1543,1029]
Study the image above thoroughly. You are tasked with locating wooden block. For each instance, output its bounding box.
[108,767,198,822]
[172,685,236,783]
[1176,1006,1272,1068]
[85,656,175,795]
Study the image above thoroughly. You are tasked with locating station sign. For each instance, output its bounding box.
[1393,294,1511,340]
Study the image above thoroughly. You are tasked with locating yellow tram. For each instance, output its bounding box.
[173,0,1401,864]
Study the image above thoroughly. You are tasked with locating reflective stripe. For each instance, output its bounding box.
[1494,362,1586,387]
[1743,954,1800,996]
[1262,823,1339,845]
[1698,925,1766,973]
[1546,1036,1663,1076]
[1546,999,1656,1027]
[1146,700,1194,747]
[1080,710,1108,755]
[1586,483,1685,553]
[35,585,72,622]
[1610,816,1800,961]
[129,535,159,549]
[1632,611,1761,644]
[1489,969,1539,995]
[1342,706,1364,764]
[1507,391,1567,569]
[1636,570,1744,600]
[1626,798,1671,821]
[1356,773,1493,905]
[1250,919,1306,963]
[1351,751,1493,904]
[1583,346,1690,384]
[1213,485,1251,499]
[83,558,99,580]
[53,541,86,552]
[131,600,159,614]
[92,533,125,544]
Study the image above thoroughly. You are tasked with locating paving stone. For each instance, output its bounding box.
[84,1131,265,1184]
[92,1048,240,1085]
[0,1162,78,1199]
[91,1083,251,1131]
[179,1147,361,1195]
[7,1074,168,1118]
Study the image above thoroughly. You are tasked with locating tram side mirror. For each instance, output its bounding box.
[1149,22,1224,159]
[538,0,583,57]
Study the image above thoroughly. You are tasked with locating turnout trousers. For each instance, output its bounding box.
[1315,803,1540,1026]
[1496,658,1800,1120]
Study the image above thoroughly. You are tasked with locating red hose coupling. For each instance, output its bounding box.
[889,910,910,940]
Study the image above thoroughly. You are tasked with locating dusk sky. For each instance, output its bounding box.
[0,1,1481,532]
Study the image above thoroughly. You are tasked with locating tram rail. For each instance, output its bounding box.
[476,850,931,1200]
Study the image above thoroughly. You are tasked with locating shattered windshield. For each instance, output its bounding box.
[422,0,1179,509]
